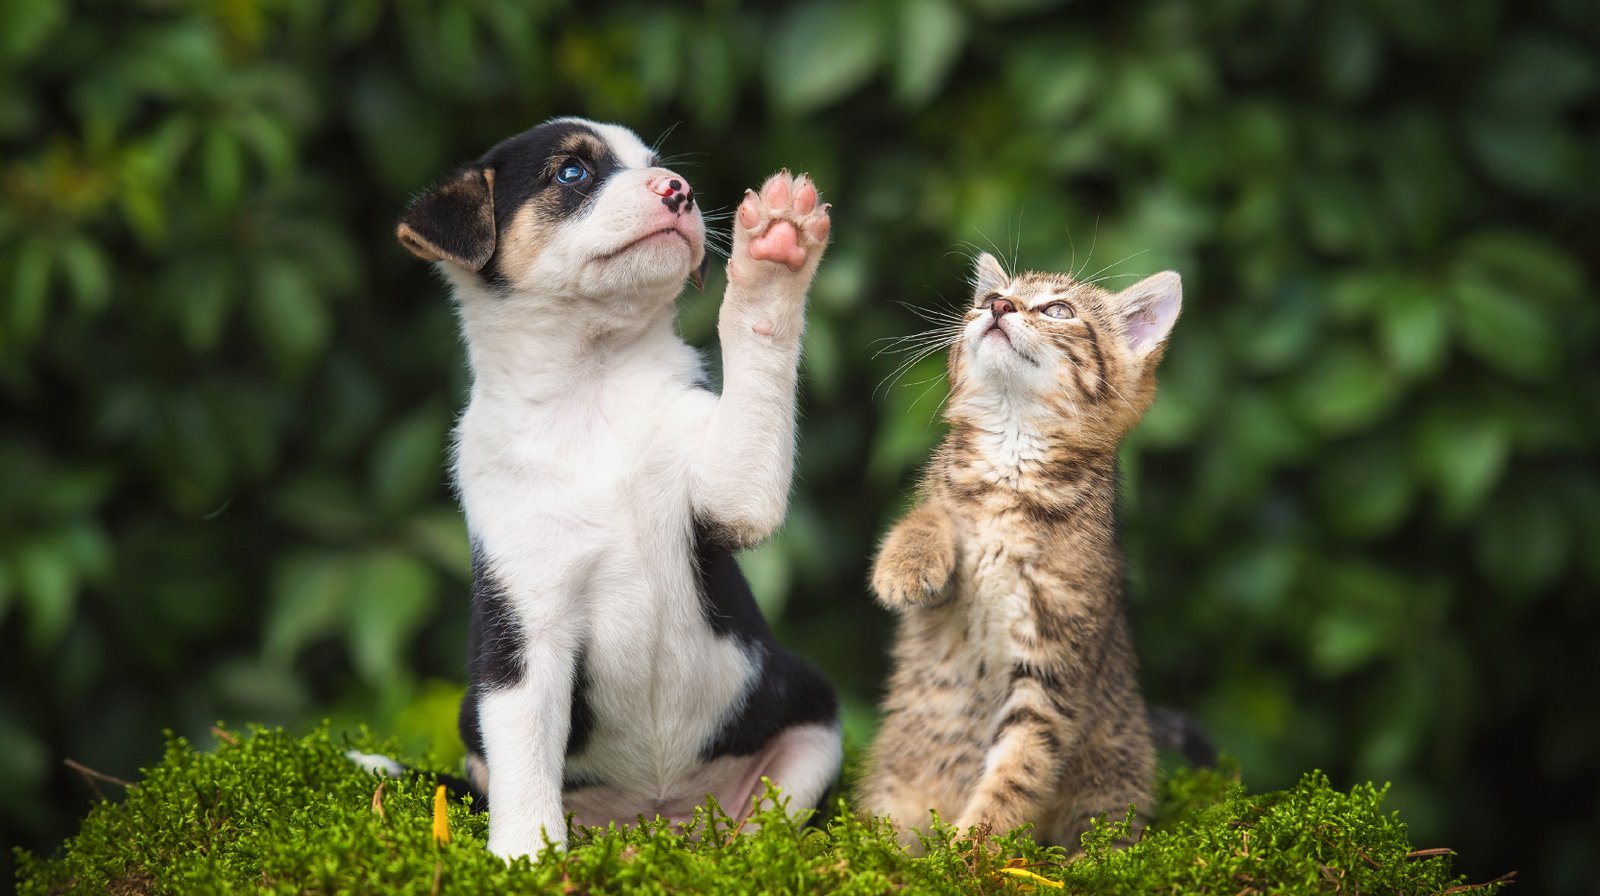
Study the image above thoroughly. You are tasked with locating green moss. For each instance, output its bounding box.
[15,727,1502,895]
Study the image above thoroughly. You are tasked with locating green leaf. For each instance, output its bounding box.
[1317,6,1380,99]
[1483,33,1597,112]
[1318,435,1414,539]
[171,256,237,353]
[635,10,683,101]
[1411,407,1511,521]
[0,0,66,63]
[802,316,842,401]
[202,128,245,211]
[1451,275,1559,381]
[893,0,966,107]
[12,537,77,650]
[767,2,885,115]
[370,403,448,513]
[1465,111,1573,196]
[1294,343,1401,436]
[7,237,52,350]
[55,236,111,313]
[686,28,737,127]
[1375,277,1448,379]
[1307,560,1409,676]
[264,552,356,663]
[1005,40,1097,126]
[405,509,470,577]
[347,551,435,686]
[249,259,330,377]
[1475,489,1570,596]
[1456,230,1585,308]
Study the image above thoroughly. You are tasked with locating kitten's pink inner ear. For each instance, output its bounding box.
[1120,271,1182,355]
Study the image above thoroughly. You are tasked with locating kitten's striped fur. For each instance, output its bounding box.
[860,253,1181,851]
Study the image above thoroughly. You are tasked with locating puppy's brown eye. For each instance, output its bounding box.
[1043,302,1075,319]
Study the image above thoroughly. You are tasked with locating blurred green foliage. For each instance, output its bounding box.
[1,0,1595,890]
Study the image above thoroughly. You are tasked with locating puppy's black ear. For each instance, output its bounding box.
[690,251,712,290]
[396,167,496,271]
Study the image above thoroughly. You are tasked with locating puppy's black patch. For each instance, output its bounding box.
[458,546,522,777]
[566,648,596,756]
[700,646,838,761]
[689,520,839,761]
[475,119,624,289]
[691,521,772,640]
[396,167,496,270]
[466,546,525,689]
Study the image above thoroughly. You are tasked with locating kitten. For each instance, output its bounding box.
[858,252,1181,852]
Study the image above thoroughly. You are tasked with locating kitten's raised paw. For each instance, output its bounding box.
[730,171,831,280]
[871,517,957,611]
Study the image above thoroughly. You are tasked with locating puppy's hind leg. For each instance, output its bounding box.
[743,722,842,824]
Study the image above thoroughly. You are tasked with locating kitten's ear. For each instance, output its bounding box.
[396,167,497,271]
[971,252,1010,297]
[1114,271,1182,356]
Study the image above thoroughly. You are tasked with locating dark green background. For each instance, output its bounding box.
[3,0,1595,890]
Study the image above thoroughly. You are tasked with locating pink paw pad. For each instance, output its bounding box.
[737,172,831,273]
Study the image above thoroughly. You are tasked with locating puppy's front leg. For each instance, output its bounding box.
[479,638,576,859]
[690,172,831,544]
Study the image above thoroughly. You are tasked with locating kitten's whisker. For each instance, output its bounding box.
[1081,248,1151,286]
[908,372,951,420]
[1072,214,1102,282]
[893,301,970,327]
[1009,210,1023,274]
[872,333,961,360]
[875,340,959,399]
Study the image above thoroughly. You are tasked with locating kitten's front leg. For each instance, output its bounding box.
[689,172,830,544]
[871,502,959,610]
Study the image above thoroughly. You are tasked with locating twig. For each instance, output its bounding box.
[1442,870,1517,894]
[63,758,136,800]
[1408,848,1454,858]
[722,814,750,847]
[210,725,240,746]
[430,859,443,896]
[371,780,386,818]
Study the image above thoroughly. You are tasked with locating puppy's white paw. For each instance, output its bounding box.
[488,818,567,862]
[729,171,831,282]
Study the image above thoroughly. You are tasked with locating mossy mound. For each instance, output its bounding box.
[15,726,1503,895]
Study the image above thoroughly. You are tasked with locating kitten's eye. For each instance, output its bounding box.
[554,160,590,185]
[1043,302,1075,319]
[977,293,1001,311]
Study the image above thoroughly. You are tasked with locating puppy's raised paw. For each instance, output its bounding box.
[730,171,831,281]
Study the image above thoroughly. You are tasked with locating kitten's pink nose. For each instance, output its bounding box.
[991,299,1016,319]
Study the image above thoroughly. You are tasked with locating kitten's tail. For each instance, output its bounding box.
[345,750,485,812]
[1146,707,1217,768]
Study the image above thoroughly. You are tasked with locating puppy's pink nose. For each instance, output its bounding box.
[649,172,695,214]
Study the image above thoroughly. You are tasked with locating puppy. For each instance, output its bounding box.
[394,118,840,859]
